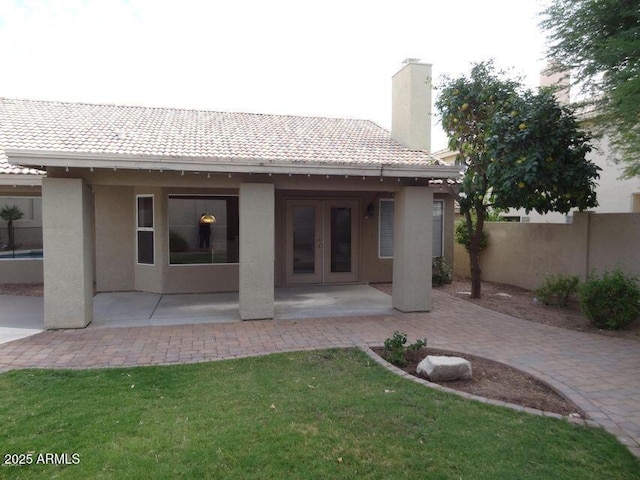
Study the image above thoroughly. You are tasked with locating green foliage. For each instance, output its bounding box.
[486,88,599,214]
[541,0,640,178]
[0,205,24,250]
[436,61,599,297]
[535,274,580,307]
[0,205,24,223]
[169,229,188,252]
[579,269,640,330]
[454,216,488,253]
[432,257,453,286]
[383,331,427,368]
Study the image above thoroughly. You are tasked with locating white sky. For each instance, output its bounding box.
[0,0,550,152]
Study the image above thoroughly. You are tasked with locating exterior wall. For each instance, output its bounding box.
[360,193,393,284]
[455,212,639,291]
[94,185,135,291]
[46,168,454,294]
[133,186,165,293]
[588,213,640,276]
[0,259,43,283]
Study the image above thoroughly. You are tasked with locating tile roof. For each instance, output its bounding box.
[0,157,44,175]
[0,98,444,170]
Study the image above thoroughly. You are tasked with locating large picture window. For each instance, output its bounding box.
[378,198,444,258]
[137,195,154,265]
[168,195,239,265]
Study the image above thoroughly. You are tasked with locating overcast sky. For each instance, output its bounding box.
[0,0,551,152]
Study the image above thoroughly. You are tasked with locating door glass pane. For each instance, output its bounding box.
[293,206,316,274]
[330,207,351,273]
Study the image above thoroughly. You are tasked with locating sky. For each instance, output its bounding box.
[0,0,551,152]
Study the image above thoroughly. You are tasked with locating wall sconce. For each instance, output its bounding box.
[364,203,375,219]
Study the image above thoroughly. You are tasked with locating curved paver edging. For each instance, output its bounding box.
[360,346,640,459]
[361,346,586,421]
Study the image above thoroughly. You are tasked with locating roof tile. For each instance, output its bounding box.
[0,98,440,169]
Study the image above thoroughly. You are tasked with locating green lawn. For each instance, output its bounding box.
[1,349,638,479]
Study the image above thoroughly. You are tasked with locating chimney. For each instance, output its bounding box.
[391,58,432,152]
[540,64,570,105]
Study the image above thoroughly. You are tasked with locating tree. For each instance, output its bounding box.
[436,62,599,298]
[541,0,640,178]
[0,205,24,250]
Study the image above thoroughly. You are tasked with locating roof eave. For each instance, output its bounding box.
[5,149,462,179]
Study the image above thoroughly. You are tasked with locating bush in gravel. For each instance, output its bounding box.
[535,274,580,307]
[432,257,453,286]
[383,331,427,368]
[579,269,640,330]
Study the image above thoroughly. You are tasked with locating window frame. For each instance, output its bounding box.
[167,194,240,266]
[378,198,395,259]
[377,198,445,259]
[136,194,155,266]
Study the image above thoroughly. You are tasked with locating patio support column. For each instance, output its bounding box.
[392,186,433,312]
[42,177,94,328]
[239,183,274,320]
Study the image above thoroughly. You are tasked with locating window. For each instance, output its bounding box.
[378,198,444,258]
[378,199,395,258]
[136,195,154,265]
[168,195,239,265]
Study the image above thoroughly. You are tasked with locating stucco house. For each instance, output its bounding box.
[0,59,459,329]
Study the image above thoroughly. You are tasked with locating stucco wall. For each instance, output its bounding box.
[94,185,135,291]
[0,259,43,283]
[454,212,639,291]
[588,213,640,276]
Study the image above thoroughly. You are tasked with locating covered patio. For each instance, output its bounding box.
[91,284,396,328]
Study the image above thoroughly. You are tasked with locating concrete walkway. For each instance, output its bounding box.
[0,295,44,344]
[0,289,638,457]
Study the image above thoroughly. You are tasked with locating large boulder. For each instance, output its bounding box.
[417,355,472,382]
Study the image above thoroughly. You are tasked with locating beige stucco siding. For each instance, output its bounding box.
[94,185,135,291]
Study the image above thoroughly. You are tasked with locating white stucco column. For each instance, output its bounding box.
[392,186,433,312]
[42,177,94,328]
[239,183,275,320]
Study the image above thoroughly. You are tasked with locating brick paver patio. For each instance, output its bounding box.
[0,289,638,457]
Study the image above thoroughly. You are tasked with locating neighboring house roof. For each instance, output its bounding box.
[0,151,44,187]
[0,98,458,179]
[0,157,44,176]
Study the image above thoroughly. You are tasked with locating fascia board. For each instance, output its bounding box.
[5,149,462,179]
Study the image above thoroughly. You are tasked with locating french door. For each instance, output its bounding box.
[285,199,359,284]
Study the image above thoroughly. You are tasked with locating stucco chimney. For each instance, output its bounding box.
[540,64,570,105]
[391,58,432,152]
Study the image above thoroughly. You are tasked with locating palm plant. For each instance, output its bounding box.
[0,205,24,250]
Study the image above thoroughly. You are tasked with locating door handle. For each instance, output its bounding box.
[317,243,322,249]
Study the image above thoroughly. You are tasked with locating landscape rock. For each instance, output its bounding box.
[417,355,472,382]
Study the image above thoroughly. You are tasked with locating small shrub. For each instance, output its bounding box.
[383,331,427,368]
[578,269,640,330]
[432,257,453,286]
[454,217,488,252]
[535,274,580,307]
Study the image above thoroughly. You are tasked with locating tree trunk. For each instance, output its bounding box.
[469,241,482,298]
[7,219,14,250]
[466,207,485,299]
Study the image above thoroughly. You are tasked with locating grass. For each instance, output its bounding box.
[0,349,638,479]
